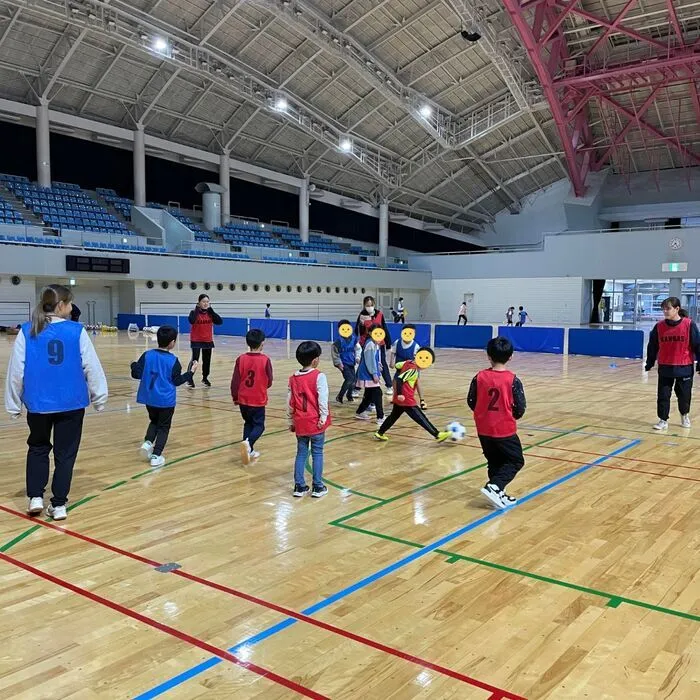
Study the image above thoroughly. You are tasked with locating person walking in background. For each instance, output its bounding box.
[457,301,468,325]
[506,307,515,326]
[396,297,406,323]
[264,304,271,319]
[516,306,530,327]
[187,293,222,389]
[5,284,108,521]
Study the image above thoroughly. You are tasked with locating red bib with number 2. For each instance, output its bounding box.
[473,368,517,438]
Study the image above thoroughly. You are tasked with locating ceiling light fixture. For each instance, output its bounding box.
[339,138,352,152]
[419,104,432,118]
[274,96,288,111]
[153,36,168,52]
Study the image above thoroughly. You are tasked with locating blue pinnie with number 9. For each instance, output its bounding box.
[4,284,109,522]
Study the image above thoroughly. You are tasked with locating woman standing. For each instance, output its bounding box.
[645,296,700,430]
[188,294,223,388]
[355,295,393,395]
[5,284,108,520]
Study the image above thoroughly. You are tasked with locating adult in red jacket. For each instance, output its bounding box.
[187,294,222,388]
[645,296,700,430]
[355,295,393,393]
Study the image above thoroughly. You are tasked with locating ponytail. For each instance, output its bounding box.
[31,284,73,337]
[679,308,689,318]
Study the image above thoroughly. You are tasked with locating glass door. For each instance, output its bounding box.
[682,279,697,321]
[636,280,669,323]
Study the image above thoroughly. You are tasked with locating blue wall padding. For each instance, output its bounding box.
[569,328,644,359]
[497,326,565,354]
[386,322,431,347]
[146,314,179,329]
[249,318,287,339]
[290,320,333,341]
[117,314,146,330]
[434,324,493,350]
[216,317,248,337]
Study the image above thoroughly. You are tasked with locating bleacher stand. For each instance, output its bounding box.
[180,249,250,260]
[262,255,318,265]
[8,181,130,235]
[215,221,288,249]
[97,188,134,221]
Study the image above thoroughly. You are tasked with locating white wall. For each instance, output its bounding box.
[425,277,585,325]
[0,275,36,325]
[66,279,119,325]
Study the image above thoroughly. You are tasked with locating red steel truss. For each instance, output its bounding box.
[502,0,700,195]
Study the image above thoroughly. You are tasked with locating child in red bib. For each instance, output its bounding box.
[645,296,700,430]
[288,341,331,499]
[467,336,527,509]
[231,329,273,465]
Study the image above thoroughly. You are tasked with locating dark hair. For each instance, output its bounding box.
[198,294,209,303]
[337,318,351,329]
[518,306,523,311]
[403,323,416,331]
[363,295,375,306]
[296,340,322,367]
[487,336,514,364]
[157,325,178,348]
[266,303,270,307]
[31,284,73,337]
[246,328,265,349]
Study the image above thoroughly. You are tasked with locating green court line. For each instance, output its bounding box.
[333,520,700,623]
[0,427,291,554]
[328,425,589,526]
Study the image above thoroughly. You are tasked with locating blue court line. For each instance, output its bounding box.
[133,437,641,699]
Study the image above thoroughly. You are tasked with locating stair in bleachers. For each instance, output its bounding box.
[0,174,44,226]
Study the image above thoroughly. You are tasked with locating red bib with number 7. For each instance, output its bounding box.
[474,368,517,438]
[289,369,332,436]
[236,353,270,406]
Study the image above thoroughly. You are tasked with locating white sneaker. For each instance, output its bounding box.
[27,497,44,515]
[367,404,377,414]
[385,387,394,396]
[481,483,507,509]
[250,450,260,460]
[653,420,669,431]
[355,412,371,421]
[351,390,360,398]
[240,439,251,465]
[47,504,67,521]
[376,419,384,427]
[139,441,154,459]
[150,455,165,468]
[682,414,691,429]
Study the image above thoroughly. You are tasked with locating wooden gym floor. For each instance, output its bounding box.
[1,331,699,699]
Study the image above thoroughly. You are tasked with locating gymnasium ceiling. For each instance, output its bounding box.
[0,0,697,233]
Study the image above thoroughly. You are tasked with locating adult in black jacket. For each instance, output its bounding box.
[187,294,223,388]
[645,298,700,430]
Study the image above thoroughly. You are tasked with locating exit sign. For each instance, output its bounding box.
[662,262,688,272]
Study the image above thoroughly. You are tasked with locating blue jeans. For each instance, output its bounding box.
[294,433,325,488]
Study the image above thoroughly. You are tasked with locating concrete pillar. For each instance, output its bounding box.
[669,278,682,300]
[133,124,146,207]
[202,191,221,230]
[36,98,51,188]
[378,199,389,258]
[299,175,310,243]
[219,152,230,225]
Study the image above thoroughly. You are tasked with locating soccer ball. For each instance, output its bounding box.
[446,421,466,441]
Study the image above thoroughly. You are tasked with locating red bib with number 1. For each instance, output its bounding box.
[473,368,517,438]
[289,369,332,436]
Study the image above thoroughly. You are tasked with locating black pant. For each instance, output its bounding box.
[457,315,468,325]
[478,434,524,491]
[657,374,693,420]
[189,347,212,384]
[357,387,384,419]
[379,345,392,388]
[338,364,356,401]
[378,404,439,438]
[240,405,265,449]
[145,406,175,456]
[26,409,85,507]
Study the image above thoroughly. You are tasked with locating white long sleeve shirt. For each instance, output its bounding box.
[5,318,109,415]
[286,368,329,427]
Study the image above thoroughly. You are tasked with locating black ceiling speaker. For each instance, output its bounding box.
[461,29,481,42]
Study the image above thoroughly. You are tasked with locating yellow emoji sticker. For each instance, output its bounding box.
[370,327,386,343]
[415,347,434,369]
[338,323,353,339]
[401,327,416,343]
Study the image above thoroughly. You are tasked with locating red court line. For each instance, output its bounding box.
[526,452,700,483]
[0,551,327,700]
[0,505,525,699]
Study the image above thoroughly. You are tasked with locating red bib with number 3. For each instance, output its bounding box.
[289,369,332,436]
[474,368,517,438]
[236,353,270,406]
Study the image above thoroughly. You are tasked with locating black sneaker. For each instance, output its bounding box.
[293,483,310,498]
[311,485,328,499]
[202,378,211,388]
[335,395,343,405]
[346,396,355,403]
